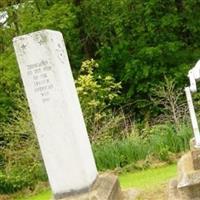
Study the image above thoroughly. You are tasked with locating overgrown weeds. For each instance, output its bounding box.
[0,97,47,193]
[93,122,191,171]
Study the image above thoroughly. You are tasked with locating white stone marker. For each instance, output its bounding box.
[13,30,97,199]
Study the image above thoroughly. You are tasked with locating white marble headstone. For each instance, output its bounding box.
[13,30,97,199]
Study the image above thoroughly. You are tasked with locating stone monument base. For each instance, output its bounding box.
[56,173,138,200]
[168,138,200,200]
[57,173,122,200]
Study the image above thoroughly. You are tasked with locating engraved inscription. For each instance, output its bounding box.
[26,60,54,103]
[56,43,65,64]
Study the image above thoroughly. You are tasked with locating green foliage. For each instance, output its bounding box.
[93,137,147,170]
[78,0,200,114]
[147,123,191,161]
[150,77,187,128]
[76,59,121,111]
[0,97,47,193]
[93,122,191,171]
[1,0,200,119]
[76,59,121,142]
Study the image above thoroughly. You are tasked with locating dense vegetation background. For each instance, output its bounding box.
[0,0,199,194]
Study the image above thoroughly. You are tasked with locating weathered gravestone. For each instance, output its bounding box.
[13,30,126,200]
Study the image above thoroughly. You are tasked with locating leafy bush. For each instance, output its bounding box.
[0,97,47,193]
[0,163,46,193]
[76,59,121,142]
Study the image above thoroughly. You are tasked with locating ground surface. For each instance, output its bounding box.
[0,164,177,200]
[136,183,167,200]
[120,164,176,200]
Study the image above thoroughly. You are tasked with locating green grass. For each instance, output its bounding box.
[119,164,177,190]
[16,190,52,200]
[14,164,177,200]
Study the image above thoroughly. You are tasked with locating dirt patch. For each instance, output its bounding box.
[0,195,11,200]
[136,182,167,200]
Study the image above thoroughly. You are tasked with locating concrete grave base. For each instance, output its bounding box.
[56,173,121,200]
[168,138,200,200]
[55,173,139,200]
[190,138,200,170]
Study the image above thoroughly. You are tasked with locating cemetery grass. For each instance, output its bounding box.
[11,164,177,200]
[16,190,51,200]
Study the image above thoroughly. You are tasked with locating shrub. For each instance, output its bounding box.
[0,97,47,193]
[76,59,121,142]
[150,77,187,128]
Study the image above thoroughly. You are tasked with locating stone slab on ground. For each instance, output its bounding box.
[190,138,200,170]
[177,152,200,189]
[57,173,122,200]
[168,151,200,200]
[56,173,140,200]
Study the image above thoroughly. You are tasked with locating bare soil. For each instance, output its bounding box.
[136,182,167,200]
